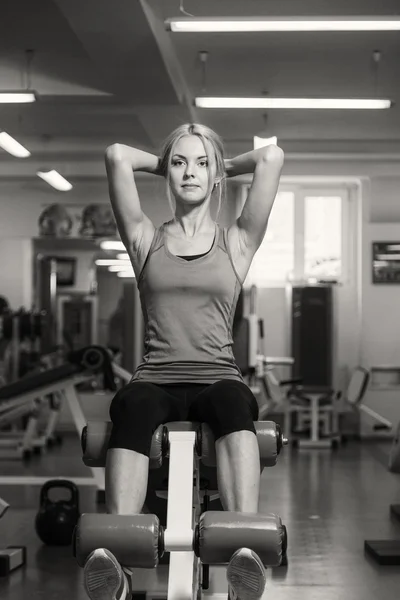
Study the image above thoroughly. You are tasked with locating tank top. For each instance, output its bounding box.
[130,222,245,384]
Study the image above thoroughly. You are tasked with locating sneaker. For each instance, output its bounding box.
[227,548,267,600]
[84,548,129,600]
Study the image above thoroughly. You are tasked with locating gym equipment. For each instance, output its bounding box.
[291,286,334,388]
[0,547,27,577]
[0,497,9,519]
[0,309,47,383]
[35,479,80,546]
[264,368,342,449]
[233,285,294,399]
[261,285,339,449]
[343,367,400,564]
[75,419,288,599]
[56,294,98,350]
[0,345,120,494]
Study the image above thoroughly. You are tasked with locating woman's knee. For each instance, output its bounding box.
[108,382,171,456]
[198,380,258,440]
[110,382,163,424]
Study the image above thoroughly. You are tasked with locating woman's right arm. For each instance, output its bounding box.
[104,144,161,248]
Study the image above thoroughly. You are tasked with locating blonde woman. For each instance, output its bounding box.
[84,124,284,600]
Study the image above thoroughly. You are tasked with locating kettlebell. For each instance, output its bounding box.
[35,479,80,546]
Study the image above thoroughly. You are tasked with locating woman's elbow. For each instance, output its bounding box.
[105,143,123,163]
[260,145,284,165]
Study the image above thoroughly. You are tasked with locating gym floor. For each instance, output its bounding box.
[0,435,400,600]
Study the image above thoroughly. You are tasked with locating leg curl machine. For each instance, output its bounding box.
[74,419,289,599]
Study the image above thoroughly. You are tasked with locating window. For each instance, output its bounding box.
[304,195,342,281]
[238,185,349,287]
[244,191,295,287]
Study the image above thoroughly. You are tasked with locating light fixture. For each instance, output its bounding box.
[165,16,400,33]
[37,170,73,192]
[195,97,392,109]
[0,51,38,103]
[117,271,136,278]
[0,132,31,157]
[100,241,125,251]
[116,253,130,260]
[95,259,131,267]
[0,91,37,103]
[108,265,133,272]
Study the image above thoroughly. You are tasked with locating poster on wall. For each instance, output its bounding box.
[38,203,118,238]
[372,242,400,284]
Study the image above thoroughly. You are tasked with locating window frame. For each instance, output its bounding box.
[237,183,352,288]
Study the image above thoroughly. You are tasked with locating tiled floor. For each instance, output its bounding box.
[0,434,399,599]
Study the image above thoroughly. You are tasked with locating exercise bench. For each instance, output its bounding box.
[74,419,288,600]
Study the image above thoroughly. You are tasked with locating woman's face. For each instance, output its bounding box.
[168,135,217,204]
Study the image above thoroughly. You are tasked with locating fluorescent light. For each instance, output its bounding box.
[100,241,125,251]
[37,170,73,191]
[0,132,31,157]
[195,97,392,109]
[108,265,133,272]
[253,136,277,149]
[0,91,36,103]
[117,271,136,278]
[116,253,130,260]
[95,259,131,266]
[166,16,400,32]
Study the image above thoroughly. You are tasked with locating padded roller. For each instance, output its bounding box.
[81,422,166,469]
[200,421,280,468]
[74,513,162,569]
[82,420,285,469]
[196,511,283,567]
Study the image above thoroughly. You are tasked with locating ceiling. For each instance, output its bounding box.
[0,0,399,181]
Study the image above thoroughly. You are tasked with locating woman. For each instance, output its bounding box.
[84,124,284,600]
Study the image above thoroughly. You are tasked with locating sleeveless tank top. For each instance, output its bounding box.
[130,222,245,384]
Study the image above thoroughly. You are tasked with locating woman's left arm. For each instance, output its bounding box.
[225,145,284,250]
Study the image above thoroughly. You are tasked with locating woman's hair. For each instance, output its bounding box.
[159,123,226,223]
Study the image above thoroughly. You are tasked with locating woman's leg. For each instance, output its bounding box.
[84,381,180,600]
[188,379,260,513]
[106,381,178,514]
[188,379,266,600]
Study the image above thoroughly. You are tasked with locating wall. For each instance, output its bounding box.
[359,208,400,435]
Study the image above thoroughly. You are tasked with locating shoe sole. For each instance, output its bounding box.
[84,548,123,600]
[227,548,266,600]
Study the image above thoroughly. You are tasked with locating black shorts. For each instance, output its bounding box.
[108,379,259,457]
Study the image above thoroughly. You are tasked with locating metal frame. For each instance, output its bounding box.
[129,428,226,600]
[0,372,105,488]
[165,430,200,600]
[284,394,340,448]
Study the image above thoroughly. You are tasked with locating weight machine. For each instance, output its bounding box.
[233,286,294,404]
[0,346,119,492]
[75,417,289,600]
